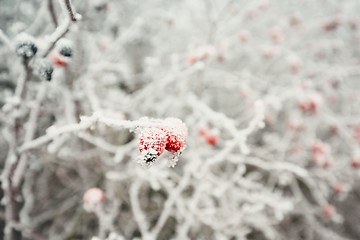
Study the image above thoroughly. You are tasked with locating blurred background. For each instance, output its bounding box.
[1,0,360,239]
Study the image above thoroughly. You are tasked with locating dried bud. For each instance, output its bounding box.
[15,33,37,59]
[36,59,54,81]
[56,39,73,57]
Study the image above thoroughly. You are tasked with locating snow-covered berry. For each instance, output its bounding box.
[138,128,167,157]
[59,46,73,57]
[83,188,105,212]
[15,33,38,59]
[160,118,187,153]
[36,59,54,81]
[322,204,335,219]
[56,39,74,57]
[298,95,322,114]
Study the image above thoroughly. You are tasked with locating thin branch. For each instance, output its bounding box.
[41,18,71,57]
[151,171,191,237]
[130,181,151,239]
[63,0,81,22]
[48,0,58,27]
[12,83,48,188]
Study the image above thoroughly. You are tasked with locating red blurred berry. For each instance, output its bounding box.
[199,128,218,146]
[262,46,279,58]
[323,16,341,31]
[348,19,358,30]
[186,54,198,65]
[353,125,360,141]
[270,26,284,43]
[83,188,105,211]
[329,125,338,134]
[351,158,360,169]
[289,14,301,26]
[239,30,250,42]
[333,182,346,194]
[217,52,225,62]
[206,135,217,145]
[322,158,332,169]
[322,204,335,219]
[298,99,318,113]
[50,51,69,67]
[311,142,328,155]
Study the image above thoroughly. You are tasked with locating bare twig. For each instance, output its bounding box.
[41,18,71,57]
[63,0,81,22]
[48,0,58,27]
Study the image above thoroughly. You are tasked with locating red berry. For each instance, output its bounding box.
[322,158,332,169]
[289,14,301,26]
[351,158,360,169]
[270,26,284,43]
[83,188,105,211]
[161,118,187,153]
[311,142,328,155]
[262,46,279,58]
[199,128,218,145]
[322,204,335,219]
[186,54,198,65]
[50,51,68,67]
[299,99,318,113]
[329,125,338,134]
[239,30,250,42]
[206,135,217,145]
[323,16,341,31]
[138,128,167,156]
[333,182,346,194]
[348,19,358,30]
[353,125,360,141]
[217,52,225,62]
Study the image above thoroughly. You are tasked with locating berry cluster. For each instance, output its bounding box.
[50,39,73,67]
